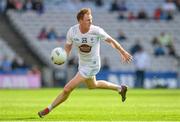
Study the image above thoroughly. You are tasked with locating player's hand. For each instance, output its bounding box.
[120,51,133,63]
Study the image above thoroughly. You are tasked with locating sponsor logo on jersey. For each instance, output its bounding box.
[79,44,92,53]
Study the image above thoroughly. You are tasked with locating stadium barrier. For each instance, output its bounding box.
[97,71,178,88]
[0,69,41,88]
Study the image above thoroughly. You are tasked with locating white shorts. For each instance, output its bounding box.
[79,66,100,78]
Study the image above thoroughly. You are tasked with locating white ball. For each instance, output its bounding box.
[51,47,67,65]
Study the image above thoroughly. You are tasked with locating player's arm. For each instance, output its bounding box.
[105,38,132,63]
[64,43,72,57]
[65,27,73,57]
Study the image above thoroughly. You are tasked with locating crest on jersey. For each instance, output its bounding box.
[82,38,87,43]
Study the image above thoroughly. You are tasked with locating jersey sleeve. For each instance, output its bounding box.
[66,28,73,44]
[98,27,111,41]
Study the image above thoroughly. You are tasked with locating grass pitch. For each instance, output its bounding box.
[0,88,180,121]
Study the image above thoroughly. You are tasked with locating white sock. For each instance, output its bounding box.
[118,86,122,92]
[48,104,53,111]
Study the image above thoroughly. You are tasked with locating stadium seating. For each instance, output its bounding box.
[6,0,179,72]
[0,38,16,61]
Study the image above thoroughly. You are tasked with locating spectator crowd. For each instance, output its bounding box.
[37,27,65,41]
[0,0,44,14]
[111,0,180,21]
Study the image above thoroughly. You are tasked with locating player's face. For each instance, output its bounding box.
[80,14,92,29]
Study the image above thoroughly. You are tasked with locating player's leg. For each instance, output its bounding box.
[84,76,127,102]
[38,72,86,118]
[84,76,120,90]
[51,72,86,108]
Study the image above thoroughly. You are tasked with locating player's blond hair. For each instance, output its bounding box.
[76,8,91,22]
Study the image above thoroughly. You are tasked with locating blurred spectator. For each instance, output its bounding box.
[0,55,12,72]
[175,0,180,11]
[167,45,177,57]
[130,39,142,55]
[159,11,167,20]
[154,7,163,20]
[117,11,125,20]
[23,0,33,11]
[158,32,173,46]
[29,65,41,75]
[5,0,16,11]
[4,0,44,14]
[133,47,150,88]
[109,0,119,12]
[117,30,127,42]
[94,0,104,7]
[127,11,136,21]
[154,44,166,56]
[0,0,6,13]
[38,27,65,42]
[163,0,176,13]
[118,0,127,12]
[0,53,4,70]
[166,11,174,21]
[47,28,59,41]
[101,57,110,71]
[11,56,29,69]
[153,33,177,57]
[161,0,176,20]
[32,0,44,14]
[137,9,148,20]
[5,0,23,11]
[14,0,23,11]
[152,36,160,46]
[37,27,47,40]
[151,37,166,56]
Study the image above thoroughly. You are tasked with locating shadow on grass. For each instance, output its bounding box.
[0,117,38,121]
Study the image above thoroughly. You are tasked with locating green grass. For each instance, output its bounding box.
[0,88,180,121]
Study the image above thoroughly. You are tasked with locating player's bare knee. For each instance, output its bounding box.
[63,86,72,94]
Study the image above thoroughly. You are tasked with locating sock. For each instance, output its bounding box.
[48,104,53,111]
[118,85,122,92]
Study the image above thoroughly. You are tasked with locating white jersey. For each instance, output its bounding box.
[66,24,111,78]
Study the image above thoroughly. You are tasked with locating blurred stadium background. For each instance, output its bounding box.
[0,0,179,89]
